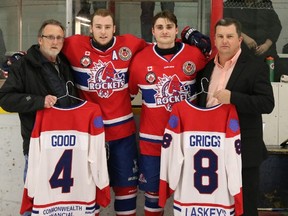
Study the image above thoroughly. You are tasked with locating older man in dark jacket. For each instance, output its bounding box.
[0,19,78,172]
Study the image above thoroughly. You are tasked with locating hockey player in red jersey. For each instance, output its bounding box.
[129,10,208,215]
[62,9,147,216]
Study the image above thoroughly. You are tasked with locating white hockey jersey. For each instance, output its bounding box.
[159,101,243,216]
[20,101,110,216]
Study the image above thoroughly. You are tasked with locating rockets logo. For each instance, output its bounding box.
[88,60,125,98]
[155,74,190,111]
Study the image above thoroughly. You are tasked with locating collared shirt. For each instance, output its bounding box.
[206,49,242,107]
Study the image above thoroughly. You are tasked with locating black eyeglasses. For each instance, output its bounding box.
[41,35,64,41]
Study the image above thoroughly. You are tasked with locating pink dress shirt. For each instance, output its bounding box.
[206,49,242,107]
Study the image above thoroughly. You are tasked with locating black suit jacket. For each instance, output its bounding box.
[197,52,274,168]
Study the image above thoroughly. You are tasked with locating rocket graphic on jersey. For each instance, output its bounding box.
[155,74,190,111]
[88,60,125,98]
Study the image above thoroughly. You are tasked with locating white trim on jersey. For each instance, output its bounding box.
[103,112,133,125]
[139,132,163,142]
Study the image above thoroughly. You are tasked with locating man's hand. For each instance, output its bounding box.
[181,26,211,57]
[242,33,257,50]
[255,39,272,56]
[214,89,231,104]
[44,95,57,108]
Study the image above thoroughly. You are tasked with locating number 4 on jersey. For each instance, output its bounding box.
[49,149,74,193]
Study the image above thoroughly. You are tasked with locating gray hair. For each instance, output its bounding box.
[38,19,65,37]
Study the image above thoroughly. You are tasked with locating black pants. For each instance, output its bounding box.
[242,167,260,216]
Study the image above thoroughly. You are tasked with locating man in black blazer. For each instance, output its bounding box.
[196,18,274,216]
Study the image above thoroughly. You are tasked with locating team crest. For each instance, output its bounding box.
[87,60,125,98]
[182,61,196,75]
[155,74,190,111]
[118,47,132,61]
[146,72,156,84]
[80,56,92,67]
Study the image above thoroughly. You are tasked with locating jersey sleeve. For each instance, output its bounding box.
[88,109,110,207]
[224,105,243,216]
[128,56,140,99]
[62,35,75,56]
[62,35,74,57]
[127,35,148,99]
[20,110,43,214]
[189,44,208,73]
[132,34,148,52]
[159,106,183,207]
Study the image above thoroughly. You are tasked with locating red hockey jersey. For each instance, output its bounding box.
[129,43,207,156]
[20,101,110,216]
[62,34,147,141]
[159,101,243,216]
